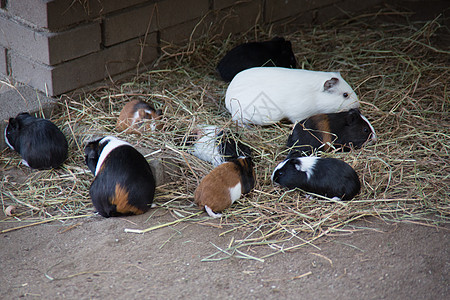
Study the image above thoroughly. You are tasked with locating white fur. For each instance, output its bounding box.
[295,157,318,181]
[131,110,140,126]
[205,205,222,218]
[95,136,131,176]
[191,125,224,167]
[131,110,157,131]
[21,159,30,167]
[271,159,288,182]
[225,67,360,125]
[145,110,157,131]
[229,182,242,204]
[359,113,377,143]
[4,126,14,150]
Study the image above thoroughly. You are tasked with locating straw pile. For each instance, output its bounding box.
[1,7,448,258]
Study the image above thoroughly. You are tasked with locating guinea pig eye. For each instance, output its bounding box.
[363,128,369,133]
[343,92,349,98]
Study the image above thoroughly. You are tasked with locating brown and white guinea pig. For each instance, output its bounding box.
[225,68,359,126]
[286,108,377,157]
[271,155,360,200]
[84,136,156,218]
[217,37,297,82]
[194,156,255,218]
[188,125,253,167]
[4,112,68,169]
[116,99,163,134]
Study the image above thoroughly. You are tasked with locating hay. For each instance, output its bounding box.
[1,7,449,257]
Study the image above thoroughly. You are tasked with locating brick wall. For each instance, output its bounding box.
[0,0,382,96]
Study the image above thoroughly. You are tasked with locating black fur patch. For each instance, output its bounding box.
[88,144,155,218]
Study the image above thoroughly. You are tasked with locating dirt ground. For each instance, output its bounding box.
[1,2,449,299]
[0,214,448,299]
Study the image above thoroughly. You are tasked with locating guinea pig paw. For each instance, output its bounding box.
[151,203,157,208]
[21,159,30,168]
[331,197,341,201]
[205,205,222,218]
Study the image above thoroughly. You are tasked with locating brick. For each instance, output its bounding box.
[156,0,209,29]
[210,0,262,37]
[0,15,49,64]
[0,47,6,76]
[264,0,336,23]
[160,17,208,44]
[103,3,157,46]
[7,0,151,30]
[0,15,101,65]
[10,33,158,96]
[48,21,101,64]
[213,0,246,10]
[104,0,210,46]
[319,0,383,22]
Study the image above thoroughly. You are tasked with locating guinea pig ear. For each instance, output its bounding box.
[324,78,339,92]
[7,118,19,129]
[345,109,360,125]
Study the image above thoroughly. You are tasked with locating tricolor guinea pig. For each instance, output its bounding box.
[194,156,255,218]
[84,136,156,218]
[189,125,252,167]
[217,37,297,82]
[271,155,360,200]
[286,108,377,156]
[4,112,68,169]
[116,100,163,134]
[225,67,359,126]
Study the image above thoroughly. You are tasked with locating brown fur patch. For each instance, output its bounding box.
[194,162,241,213]
[116,100,163,133]
[314,115,332,151]
[110,184,144,215]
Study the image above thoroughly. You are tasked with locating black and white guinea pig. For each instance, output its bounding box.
[189,125,252,167]
[84,136,156,218]
[287,108,377,157]
[271,155,360,200]
[217,37,297,82]
[225,67,359,126]
[116,99,163,134]
[195,156,255,218]
[4,112,68,169]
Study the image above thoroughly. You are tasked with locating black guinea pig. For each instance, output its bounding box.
[195,156,255,218]
[189,125,253,167]
[217,37,297,82]
[287,108,377,157]
[84,136,155,218]
[4,112,68,169]
[272,155,360,200]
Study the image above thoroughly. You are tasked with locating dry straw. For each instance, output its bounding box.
[1,8,448,259]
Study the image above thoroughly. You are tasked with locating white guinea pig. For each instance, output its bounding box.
[225,67,360,126]
[189,125,252,167]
